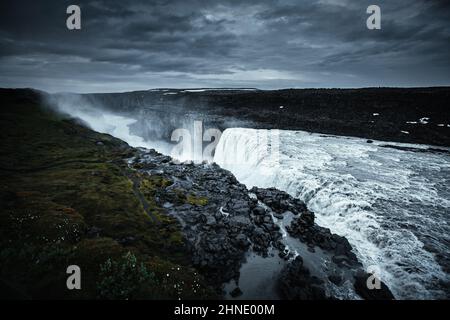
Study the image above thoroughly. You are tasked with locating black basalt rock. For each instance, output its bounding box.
[354,271,395,300]
[250,187,307,215]
[230,287,243,298]
[129,148,395,300]
[278,257,327,300]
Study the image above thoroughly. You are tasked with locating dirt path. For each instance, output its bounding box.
[114,163,160,225]
[0,157,161,225]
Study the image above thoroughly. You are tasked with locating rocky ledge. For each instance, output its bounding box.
[130,149,395,300]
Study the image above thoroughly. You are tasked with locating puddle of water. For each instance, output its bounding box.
[224,249,286,300]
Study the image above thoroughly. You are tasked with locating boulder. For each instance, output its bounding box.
[354,271,395,300]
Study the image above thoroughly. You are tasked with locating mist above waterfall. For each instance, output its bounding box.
[44,92,229,162]
[46,93,150,145]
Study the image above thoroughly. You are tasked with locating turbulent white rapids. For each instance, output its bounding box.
[214,128,450,299]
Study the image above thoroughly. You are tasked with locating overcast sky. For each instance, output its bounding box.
[0,0,449,93]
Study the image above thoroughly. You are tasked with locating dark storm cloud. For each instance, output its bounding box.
[0,0,448,92]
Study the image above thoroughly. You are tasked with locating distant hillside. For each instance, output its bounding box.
[74,87,450,147]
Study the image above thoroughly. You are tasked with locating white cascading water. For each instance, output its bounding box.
[214,128,450,299]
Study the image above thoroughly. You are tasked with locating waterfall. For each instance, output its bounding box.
[214,128,450,299]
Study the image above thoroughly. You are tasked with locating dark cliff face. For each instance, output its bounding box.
[72,87,450,147]
[0,89,394,299]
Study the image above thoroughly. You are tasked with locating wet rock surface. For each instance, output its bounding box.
[354,270,395,300]
[278,257,327,300]
[129,149,395,299]
[251,186,393,299]
[250,187,307,214]
[285,208,358,264]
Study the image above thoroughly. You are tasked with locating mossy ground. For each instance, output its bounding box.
[0,90,216,299]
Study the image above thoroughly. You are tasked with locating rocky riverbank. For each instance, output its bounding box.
[129,148,394,299]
